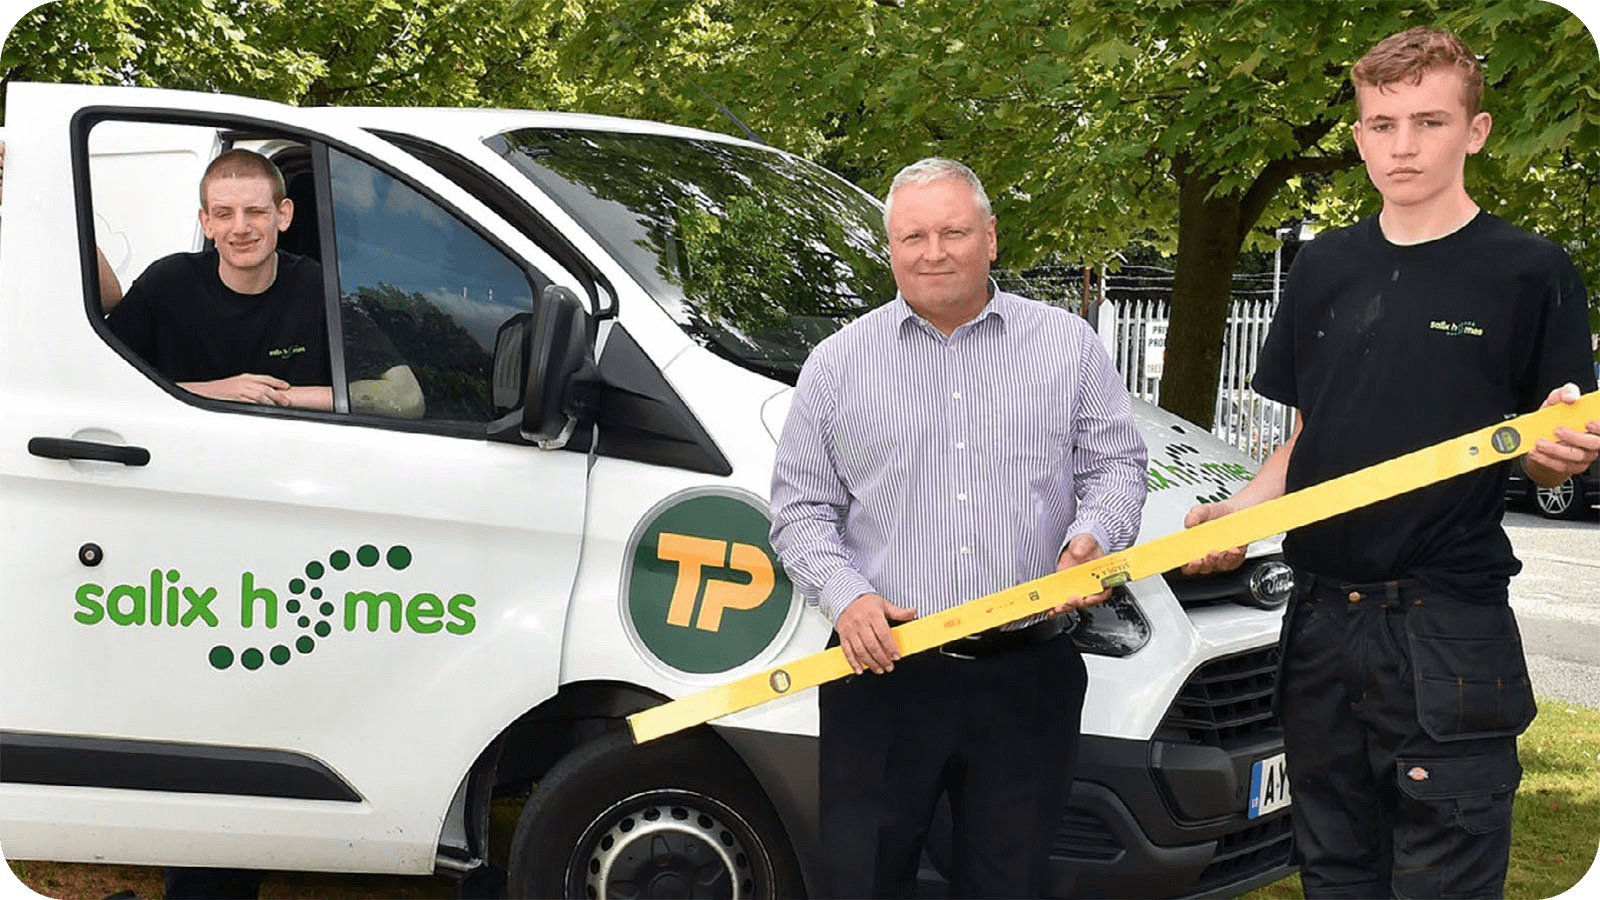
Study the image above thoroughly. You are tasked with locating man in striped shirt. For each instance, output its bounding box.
[770,157,1148,899]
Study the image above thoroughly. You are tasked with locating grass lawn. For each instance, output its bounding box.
[7,699,1598,899]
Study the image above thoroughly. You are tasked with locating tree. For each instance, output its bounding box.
[6,1,1596,426]
[1,0,576,112]
[536,0,1599,426]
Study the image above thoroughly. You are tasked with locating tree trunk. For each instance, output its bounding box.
[1160,161,1246,430]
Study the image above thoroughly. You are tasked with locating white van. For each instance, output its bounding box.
[0,82,1295,898]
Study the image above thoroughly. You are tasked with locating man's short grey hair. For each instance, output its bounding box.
[882,157,993,233]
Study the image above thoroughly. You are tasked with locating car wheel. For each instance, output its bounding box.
[1535,473,1585,520]
[506,728,804,899]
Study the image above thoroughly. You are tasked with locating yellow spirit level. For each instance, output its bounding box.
[629,392,1599,744]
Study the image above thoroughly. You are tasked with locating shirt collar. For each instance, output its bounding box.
[894,278,1010,339]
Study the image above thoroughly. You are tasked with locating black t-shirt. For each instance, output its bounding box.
[107,250,331,386]
[1254,212,1596,602]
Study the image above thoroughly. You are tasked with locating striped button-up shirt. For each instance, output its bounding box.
[770,288,1148,624]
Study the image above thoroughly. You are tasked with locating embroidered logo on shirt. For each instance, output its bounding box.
[1428,320,1483,337]
[268,344,308,359]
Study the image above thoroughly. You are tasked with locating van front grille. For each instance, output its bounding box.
[1155,647,1280,748]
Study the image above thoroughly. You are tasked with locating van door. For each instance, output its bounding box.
[0,83,590,871]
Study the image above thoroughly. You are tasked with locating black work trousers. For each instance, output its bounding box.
[817,631,1086,899]
[1278,574,1534,899]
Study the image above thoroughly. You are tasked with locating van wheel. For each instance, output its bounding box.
[1536,473,1585,520]
[506,729,803,899]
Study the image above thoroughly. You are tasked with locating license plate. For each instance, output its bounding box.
[1249,752,1291,818]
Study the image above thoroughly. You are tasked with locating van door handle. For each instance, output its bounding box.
[28,437,151,467]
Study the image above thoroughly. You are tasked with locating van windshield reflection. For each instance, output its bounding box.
[487,129,894,385]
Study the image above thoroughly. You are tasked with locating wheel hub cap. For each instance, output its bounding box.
[582,800,755,899]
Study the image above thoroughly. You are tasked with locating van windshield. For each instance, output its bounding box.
[487,129,894,385]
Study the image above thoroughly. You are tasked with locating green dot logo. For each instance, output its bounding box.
[209,544,413,671]
[625,491,796,675]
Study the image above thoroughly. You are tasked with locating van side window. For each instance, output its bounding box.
[329,149,542,424]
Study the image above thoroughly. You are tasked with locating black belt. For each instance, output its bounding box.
[1297,570,1424,606]
[935,616,1064,660]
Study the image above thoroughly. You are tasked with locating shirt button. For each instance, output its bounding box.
[960,546,972,555]
[955,441,966,450]
[952,392,961,400]
[957,493,967,501]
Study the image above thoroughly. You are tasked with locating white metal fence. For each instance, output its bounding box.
[1095,294,1292,462]
[998,263,1293,463]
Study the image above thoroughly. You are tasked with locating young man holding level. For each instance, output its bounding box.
[1185,26,1599,899]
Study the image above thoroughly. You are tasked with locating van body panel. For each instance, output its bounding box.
[0,83,589,867]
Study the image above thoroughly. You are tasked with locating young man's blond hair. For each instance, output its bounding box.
[1352,26,1484,116]
[198,148,287,206]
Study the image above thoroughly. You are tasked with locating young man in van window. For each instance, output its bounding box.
[107,149,333,407]
[105,149,423,418]
[1183,27,1599,898]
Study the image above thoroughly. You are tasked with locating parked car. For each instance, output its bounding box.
[1506,453,1600,520]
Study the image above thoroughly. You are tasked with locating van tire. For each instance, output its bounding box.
[505,728,804,899]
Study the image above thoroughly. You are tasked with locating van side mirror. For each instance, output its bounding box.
[491,312,533,416]
[522,285,596,448]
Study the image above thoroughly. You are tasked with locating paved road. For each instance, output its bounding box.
[1504,509,1600,708]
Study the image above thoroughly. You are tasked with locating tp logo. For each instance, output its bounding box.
[657,534,775,632]
[626,491,796,675]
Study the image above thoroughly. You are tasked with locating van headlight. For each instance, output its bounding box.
[1246,559,1295,609]
[1067,586,1151,657]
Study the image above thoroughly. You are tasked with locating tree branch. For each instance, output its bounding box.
[1236,148,1361,241]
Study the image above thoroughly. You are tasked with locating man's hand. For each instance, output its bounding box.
[836,593,917,675]
[180,373,294,406]
[1051,534,1109,614]
[1179,502,1248,575]
[1525,383,1600,489]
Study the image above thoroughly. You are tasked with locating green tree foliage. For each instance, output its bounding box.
[535,0,1599,425]
[1,0,574,109]
[5,1,1596,424]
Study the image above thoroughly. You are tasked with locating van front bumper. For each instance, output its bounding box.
[1046,734,1296,899]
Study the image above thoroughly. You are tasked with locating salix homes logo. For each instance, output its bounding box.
[625,489,798,675]
[71,543,476,671]
[1429,319,1484,337]
[1147,441,1253,504]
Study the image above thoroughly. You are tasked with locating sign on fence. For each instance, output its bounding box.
[1097,293,1291,463]
[1143,322,1167,380]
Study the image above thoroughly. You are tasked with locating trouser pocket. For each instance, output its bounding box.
[1393,751,1520,898]
[1405,595,1536,741]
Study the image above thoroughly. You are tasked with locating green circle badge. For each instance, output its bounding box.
[625,491,796,675]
